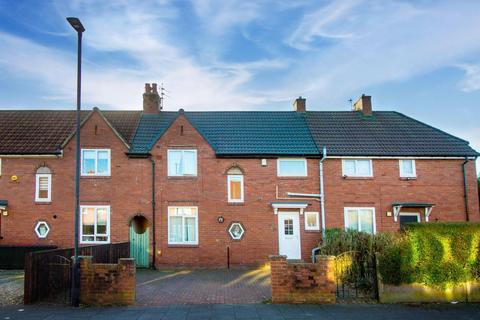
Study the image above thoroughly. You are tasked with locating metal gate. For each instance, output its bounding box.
[334,251,379,301]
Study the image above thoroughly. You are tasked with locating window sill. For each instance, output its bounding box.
[81,176,111,179]
[80,242,110,245]
[277,176,309,180]
[228,202,245,206]
[167,176,198,180]
[400,177,417,181]
[167,244,199,248]
[342,176,373,180]
[35,201,51,205]
[305,229,321,233]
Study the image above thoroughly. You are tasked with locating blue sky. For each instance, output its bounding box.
[0,0,479,171]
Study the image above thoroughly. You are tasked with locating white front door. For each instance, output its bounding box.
[278,212,301,259]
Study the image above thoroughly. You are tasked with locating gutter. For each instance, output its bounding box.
[150,157,157,269]
[320,146,327,238]
[462,157,470,222]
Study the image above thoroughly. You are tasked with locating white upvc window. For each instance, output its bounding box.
[344,207,376,234]
[35,172,52,202]
[168,206,198,245]
[304,211,320,231]
[168,149,197,176]
[277,158,307,177]
[81,149,111,176]
[342,159,373,177]
[80,206,110,244]
[228,175,244,203]
[399,159,416,178]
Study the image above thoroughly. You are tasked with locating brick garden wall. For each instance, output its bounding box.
[269,255,336,304]
[79,256,135,306]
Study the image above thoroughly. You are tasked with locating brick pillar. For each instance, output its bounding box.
[269,255,289,303]
[118,258,136,305]
[316,256,336,303]
[79,256,93,304]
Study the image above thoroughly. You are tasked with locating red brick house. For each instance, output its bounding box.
[0,84,478,267]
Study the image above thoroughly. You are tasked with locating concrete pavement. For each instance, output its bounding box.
[1,303,479,320]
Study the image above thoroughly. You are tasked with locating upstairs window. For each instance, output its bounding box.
[277,158,307,177]
[81,149,110,176]
[342,159,372,177]
[399,159,416,178]
[35,167,52,202]
[168,149,197,176]
[227,167,244,203]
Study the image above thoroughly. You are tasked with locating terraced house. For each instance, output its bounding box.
[0,84,478,267]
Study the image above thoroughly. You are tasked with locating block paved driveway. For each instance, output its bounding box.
[135,266,271,305]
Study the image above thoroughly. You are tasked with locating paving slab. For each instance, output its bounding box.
[1,304,480,320]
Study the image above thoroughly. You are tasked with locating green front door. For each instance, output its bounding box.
[130,224,149,268]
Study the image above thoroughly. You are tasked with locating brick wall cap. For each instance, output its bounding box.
[269,255,287,261]
[316,255,336,260]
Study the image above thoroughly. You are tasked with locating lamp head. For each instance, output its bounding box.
[66,17,85,33]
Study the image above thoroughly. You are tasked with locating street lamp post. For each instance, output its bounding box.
[66,17,85,307]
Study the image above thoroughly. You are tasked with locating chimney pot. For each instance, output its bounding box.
[143,83,161,114]
[293,96,306,112]
[353,94,372,116]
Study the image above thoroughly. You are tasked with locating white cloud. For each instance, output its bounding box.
[457,64,480,92]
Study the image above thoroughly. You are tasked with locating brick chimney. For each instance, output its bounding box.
[293,96,306,112]
[353,94,372,116]
[143,83,161,114]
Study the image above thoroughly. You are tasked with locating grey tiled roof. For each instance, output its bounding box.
[306,111,478,157]
[0,110,141,154]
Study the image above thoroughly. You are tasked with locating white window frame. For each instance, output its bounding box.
[304,211,320,231]
[35,173,52,202]
[399,212,421,224]
[167,149,198,177]
[227,175,244,203]
[399,159,416,178]
[342,159,373,177]
[34,221,50,238]
[344,207,376,234]
[277,158,308,177]
[81,149,111,176]
[168,206,199,245]
[80,205,111,244]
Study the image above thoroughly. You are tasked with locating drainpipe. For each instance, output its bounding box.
[150,157,157,269]
[320,146,327,238]
[462,157,470,222]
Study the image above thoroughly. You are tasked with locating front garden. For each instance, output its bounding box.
[318,222,480,303]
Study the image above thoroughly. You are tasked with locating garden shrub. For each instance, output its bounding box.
[319,229,398,291]
[378,222,480,289]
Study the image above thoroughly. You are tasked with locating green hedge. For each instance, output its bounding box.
[378,222,480,289]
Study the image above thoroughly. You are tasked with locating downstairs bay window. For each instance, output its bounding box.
[168,206,198,245]
[344,207,376,234]
[80,205,110,243]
